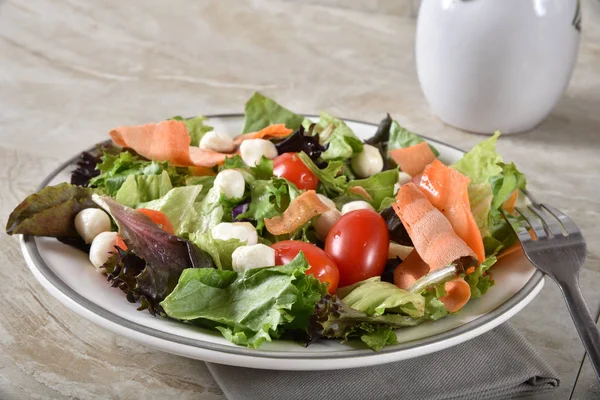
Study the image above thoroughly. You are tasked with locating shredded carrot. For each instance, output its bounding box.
[393,250,430,290]
[392,183,476,270]
[466,266,475,275]
[188,147,229,167]
[419,160,485,263]
[503,190,519,213]
[233,124,293,146]
[109,120,231,168]
[497,244,522,260]
[439,278,471,313]
[264,190,329,235]
[110,120,194,166]
[348,186,373,201]
[388,142,436,177]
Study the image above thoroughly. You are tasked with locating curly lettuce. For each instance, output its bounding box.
[161,253,327,349]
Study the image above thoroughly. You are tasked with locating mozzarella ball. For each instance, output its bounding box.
[240,139,278,166]
[214,169,245,199]
[211,222,258,245]
[351,144,384,178]
[388,242,413,260]
[393,171,413,195]
[314,209,342,240]
[316,194,337,211]
[231,244,275,272]
[89,231,118,269]
[75,208,112,244]
[199,131,235,153]
[341,200,375,215]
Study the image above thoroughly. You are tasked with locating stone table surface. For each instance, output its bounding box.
[1,0,599,399]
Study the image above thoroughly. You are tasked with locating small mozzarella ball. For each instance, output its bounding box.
[214,169,245,199]
[341,200,375,215]
[231,244,275,272]
[398,171,413,186]
[89,231,118,269]
[75,208,112,244]
[211,222,258,245]
[393,171,414,195]
[388,242,413,260]
[240,139,278,166]
[351,144,384,178]
[314,210,342,240]
[316,194,337,211]
[199,131,235,153]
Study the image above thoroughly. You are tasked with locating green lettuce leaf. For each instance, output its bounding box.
[360,326,398,351]
[316,112,363,160]
[221,155,274,181]
[465,256,497,298]
[348,169,399,209]
[161,253,327,349]
[453,133,503,183]
[337,277,425,319]
[307,295,424,351]
[184,175,215,201]
[139,185,205,236]
[170,115,213,146]
[89,151,187,196]
[239,177,300,231]
[242,92,305,134]
[5,183,97,238]
[297,152,348,196]
[388,120,439,157]
[114,170,172,208]
[191,233,244,270]
[453,133,527,256]
[193,186,226,235]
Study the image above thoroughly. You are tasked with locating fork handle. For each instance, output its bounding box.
[559,279,600,380]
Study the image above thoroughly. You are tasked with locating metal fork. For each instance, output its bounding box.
[502,193,600,381]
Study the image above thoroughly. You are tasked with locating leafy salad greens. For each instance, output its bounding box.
[5,93,527,351]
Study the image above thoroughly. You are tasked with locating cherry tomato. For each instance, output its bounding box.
[271,240,339,294]
[324,209,389,287]
[273,153,319,190]
[115,208,175,250]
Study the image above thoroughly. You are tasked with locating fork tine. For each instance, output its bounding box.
[500,208,535,242]
[526,205,555,238]
[521,188,541,207]
[541,204,581,235]
[515,206,548,240]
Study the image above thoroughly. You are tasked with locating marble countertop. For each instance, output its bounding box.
[1,0,599,398]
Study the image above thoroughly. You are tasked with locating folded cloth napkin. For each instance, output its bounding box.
[206,323,559,400]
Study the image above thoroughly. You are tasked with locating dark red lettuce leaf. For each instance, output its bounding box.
[95,196,215,313]
[275,125,327,161]
[71,151,102,187]
[102,247,146,303]
[364,114,396,171]
[379,206,412,246]
[381,257,402,284]
[6,183,98,238]
[306,294,422,346]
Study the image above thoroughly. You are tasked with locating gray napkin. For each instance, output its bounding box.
[206,323,559,400]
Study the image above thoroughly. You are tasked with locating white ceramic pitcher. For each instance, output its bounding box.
[416,0,581,134]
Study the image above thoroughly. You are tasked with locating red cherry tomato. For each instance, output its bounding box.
[115,208,175,250]
[324,209,389,287]
[271,240,339,294]
[273,153,319,190]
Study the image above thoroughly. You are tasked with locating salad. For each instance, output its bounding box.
[5,93,527,351]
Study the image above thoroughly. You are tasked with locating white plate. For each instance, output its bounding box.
[20,114,544,371]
